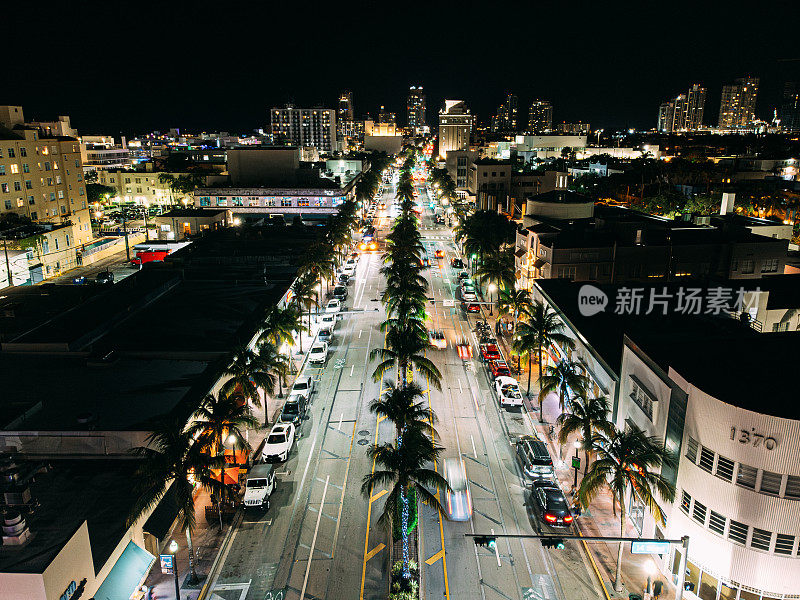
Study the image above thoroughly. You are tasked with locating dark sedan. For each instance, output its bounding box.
[528,481,574,531]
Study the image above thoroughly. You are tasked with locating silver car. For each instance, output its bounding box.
[443,458,472,521]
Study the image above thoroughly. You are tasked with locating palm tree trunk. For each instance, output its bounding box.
[526,354,532,397]
[537,347,544,422]
[186,526,199,584]
[401,485,411,578]
[614,499,626,592]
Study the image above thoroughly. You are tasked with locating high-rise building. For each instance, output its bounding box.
[718,76,759,130]
[377,106,396,126]
[781,82,800,133]
[407,86,426,133]
[527,100,553,133]
[270,105,337,153]
[438,100,473,159]
[338,90,353,121]
[491,94,519,132]
[658,84,706,132]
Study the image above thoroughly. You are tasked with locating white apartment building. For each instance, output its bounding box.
[438,100,473,159]
[270,106,337,154]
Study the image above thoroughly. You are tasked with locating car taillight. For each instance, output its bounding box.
[544,513,557,523]
[564,515,573,523]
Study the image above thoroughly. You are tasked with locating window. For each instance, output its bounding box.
[49,192,55,201]
[297,198,310,207]
[22,163,29,173]
[692,500,707,525]
[10,164,18,174]
[216,197,227,206]
[28,196,34,205]
[775,534,795,555]
[281,198,292,207]
[78,187,84,196]
[698,447,715,473]
[750,528,772,551]
[728,519,748,545]
[715,455,734,481]
[760,470,782,495]
[20,147,27,157]
[1,183,8,193]
[25,180,32,189]
[680,490,691,515]
[56,175,62,184]
[57,191,64,199]
[30,210,37,220]
[199,197,210,207]
[740,258,754,274]
[3,199,11,209]
[231,197,243,207]
[761,258,779,273]
[13,182,20,191]
[708,511,726,535]
[736,463,757,489]
[44,161,51,171]
[7,148,14,158]
[685,437,698,463]
[785,475,800,499]
[0,165,5,175]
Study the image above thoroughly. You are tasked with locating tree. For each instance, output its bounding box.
[291,273,319,347]
[371,322,442,390]
[221,345,276,426]
[556,395,614,471]
[474,249,515,309]
[497,287,532,334]
[369,381,437,441]
[259,305,304,352]
[579,425,675,592]
[129,415,223,583]
[538,357,588,417]
[257,340,290,398]
[87,183,116,204]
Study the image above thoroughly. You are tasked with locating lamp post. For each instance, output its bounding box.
[573,440,581,490]
[488,283,497,316]
[645,558,656,595]
[168,540,180,600]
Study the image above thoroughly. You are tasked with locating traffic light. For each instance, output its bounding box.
[541,537,565,549]
[473,535,497,552]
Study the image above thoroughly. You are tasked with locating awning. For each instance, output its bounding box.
[92,541,155,600]
[532,258,546,269]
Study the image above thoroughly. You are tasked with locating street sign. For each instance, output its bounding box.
[443,299,454,307]
[571,456,580,470]
[159,554,175,575]
[631,540,671,555]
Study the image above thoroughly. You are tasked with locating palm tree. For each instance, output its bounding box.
[498,287,532,334]
[538,357,588,417]
[259,305,304,351]
[475,249,515,295]
[517,301,575,401]
[368,381,437,441]
[129,415,222,583]
[371,323,442,390]
[556,395,614,471]
[362,428,449,580]
[579,425,676,592]
[291,274,319,347]
[257,340,290,399]
[221,345,276,427]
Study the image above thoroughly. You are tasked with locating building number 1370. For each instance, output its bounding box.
[730,427,777,450]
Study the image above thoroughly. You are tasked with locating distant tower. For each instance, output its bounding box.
[438,100,473,159]
[338,90,354,121]
[527,100,553,133]
[492,94,519,132]
[718,76,759,129]
[407,86,426,133]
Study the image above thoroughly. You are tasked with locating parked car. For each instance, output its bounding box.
[489,360,511,379]
[291,374,315,398]
[463,302,481,314]
[515,436,555,482]
[443,458,472,521]
[333,285,348,301]
[318,327,333,343]
[243,463,276,509]
[460,287,477,302]
[457,271,470,281]
[528,481,573,530]
[434,249,445,259]
[480,343,502,362]
[326,299,342,313]
[451,258,464,269]
[338,273,350,286]
[320,313,338,329]
[262,422,296,462]
[428,330,447,349]
[309,341,329,364]
[494,376,524,408]
[279,393,308,427]
[95,271,114,285]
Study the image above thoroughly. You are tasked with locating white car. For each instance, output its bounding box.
[291,374,314,398]
[262,422,295,462]
[443,458,472,521]
[309,341,329,364]
[461,288,477,302]
[326,299,342,313]
[494,376,524,408]
[320,313,337,328]
[342,263,356,277]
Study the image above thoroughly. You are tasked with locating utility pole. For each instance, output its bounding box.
[3,237,13,288]
[121,211,130,261]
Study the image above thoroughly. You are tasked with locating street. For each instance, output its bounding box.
[203,179,606,600]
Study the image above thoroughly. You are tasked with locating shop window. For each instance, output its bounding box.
[774,533,795,555]
[680,490,691,515]
[684,561,701,593]
[739,590,759,600]
[715,455,734,482]
[718,583,738,600]
[698,572,718,600]
[698,447,714,473]
[692,500,707,525]
[750,527,772,551]
[759,470,782,495]
[736,463,757,489]
[685,437,698,463]
[728,519,748,545]
[708,510,726,535]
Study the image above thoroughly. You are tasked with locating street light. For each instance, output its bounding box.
[488,283,497,316]
[168,540,180,600]
[573,440,581,489]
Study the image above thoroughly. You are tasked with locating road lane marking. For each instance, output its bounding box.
[471,435,478,459]
[331,420,358,559]
[425,549,445,565]
[359,329,363,338]
[370,488,388,503]
[338,413,343,430]
[365,543,386,561]
[350,364,354,376]
[299,474,329,599]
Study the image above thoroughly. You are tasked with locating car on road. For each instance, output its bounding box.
[494,376,524,408]
[457,271,470,281]
[434,249,445,259]
[318,327,333,343]
[72,276,86,285]
[428,330,447,349]
[262,422,296,462]
[333,285,348,301]
[309,341,329,364]
[461,288,477,301]
[515,436,555,482]
[480,343,502,362]
[95,271,114,285]
[291,374,315,398]
[463,302,481,313]
[342,264,355,277]
[443,458,472,521]
[528,481,573,530]
[451,258,464,269]
[279,393,308,427]
[326,299,342,313]
[320,313,337,329]
[243,463,276,510]
[489,360,511,380]
[338,273,350,286]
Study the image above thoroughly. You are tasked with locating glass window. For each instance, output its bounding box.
[698,447,714,473]
[692,500,706,525]
[685,437,698,463]
[698,572,718,600]
[759,470,782,495]
[728,519,748,545]
[715,455,734,481]
[680,490,691,515]
[708,511,726,535]
[718,583,738,600]
[774,533,794,555]
[736,463,757,489]
[750,527,771,551]
[785,475,800,499]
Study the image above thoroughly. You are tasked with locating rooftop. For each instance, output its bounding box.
[528,189,592,204]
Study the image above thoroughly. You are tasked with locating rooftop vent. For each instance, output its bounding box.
[2,510,32,546]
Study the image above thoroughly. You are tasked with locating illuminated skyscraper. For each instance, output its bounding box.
[338,91,353,122]
[438,100,473,159]
[491,93,519,132]
[527,100,553,133]
[658,84,706,132]
[718,76,759,129]
[407,86,426,133]
[781,82,800,133]
[270,105,337,153]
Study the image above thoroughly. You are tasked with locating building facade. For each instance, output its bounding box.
[438,100,473,159]
[718,77,759,130]
[491,93,519,133]
[658,84,707,132]
[270,106,337,154]
[557,122,591,135]
[407,85,426,133]
[527,100,553,133]
[781,82,800,133]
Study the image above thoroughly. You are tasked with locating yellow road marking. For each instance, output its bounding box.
[425,372,450,600]
[370,489,388,503]
[365,543,386,561]
[425,549,445,566]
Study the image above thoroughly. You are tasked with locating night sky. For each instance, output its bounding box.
[6,0,800,136]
